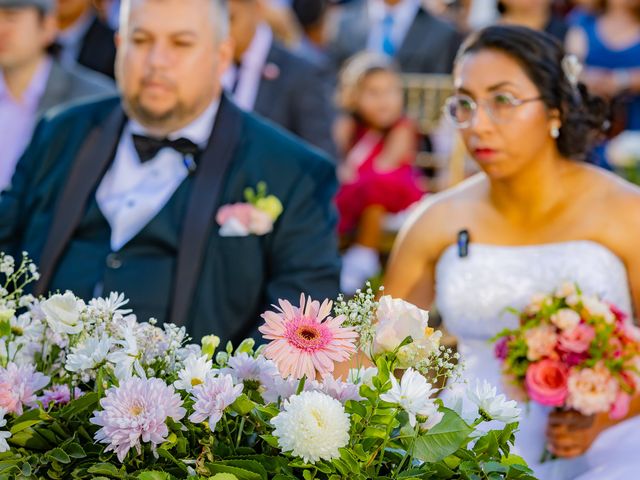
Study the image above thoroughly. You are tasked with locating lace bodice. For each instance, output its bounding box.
[435,240,633,341]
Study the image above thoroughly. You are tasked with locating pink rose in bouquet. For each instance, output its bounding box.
[525,359,569,407]
[558,324,595,354]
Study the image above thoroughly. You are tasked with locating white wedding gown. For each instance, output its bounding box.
[435,240,640,480]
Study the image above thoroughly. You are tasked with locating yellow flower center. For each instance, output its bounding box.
[191,377,204,387]
[130,405,143,416]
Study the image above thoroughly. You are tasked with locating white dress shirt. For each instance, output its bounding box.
[222,23,273,111]
[367,0,421,55]
[96,100,219,251]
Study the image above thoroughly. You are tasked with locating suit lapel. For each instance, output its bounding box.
[34,105,125,295]
[38,61,72,116]
[253,44,282,117]
[396,8,428,64]
[169,94,243,326]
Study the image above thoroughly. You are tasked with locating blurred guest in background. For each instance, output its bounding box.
[498,0,569,41]
[327,0,462,74]
[335,52,424,294]
[55,0,116,78]
[566,0,640,140]
[0,0,113,190]
[291,0,329,70]
[225,0,337,156]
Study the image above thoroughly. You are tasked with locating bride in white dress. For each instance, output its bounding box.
[384,26,640,479]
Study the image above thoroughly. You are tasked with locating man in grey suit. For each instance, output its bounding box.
[224,0,337,158]
[328,0,462,75]
[0,0,114,189]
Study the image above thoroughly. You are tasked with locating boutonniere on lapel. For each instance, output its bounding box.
[216,182,283,237]
[262,62,280,81]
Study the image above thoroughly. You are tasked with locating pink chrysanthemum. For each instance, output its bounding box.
[189,374,243,431]
[90,377,185,462]
[40,385,83,409]
[0,363,50,415]
[259,294,358,379]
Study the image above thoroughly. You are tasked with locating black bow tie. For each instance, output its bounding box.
[132,134,201,166]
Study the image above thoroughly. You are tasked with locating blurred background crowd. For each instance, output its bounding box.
[1,0,639,295]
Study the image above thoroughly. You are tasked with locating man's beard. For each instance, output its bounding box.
[122,94,190,131]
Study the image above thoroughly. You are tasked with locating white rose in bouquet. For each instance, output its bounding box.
[40,292,83,335]
[373,296,442,368]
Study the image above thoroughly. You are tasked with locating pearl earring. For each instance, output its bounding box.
[550,125,560,139]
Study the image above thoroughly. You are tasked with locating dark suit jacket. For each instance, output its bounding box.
[38,59,115,116]
[0,95,341,344]
[253,42,337,158]
[328,3,462,74]
[76,16,116,79]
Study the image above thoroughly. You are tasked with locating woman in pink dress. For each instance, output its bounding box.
[334,52,425,294]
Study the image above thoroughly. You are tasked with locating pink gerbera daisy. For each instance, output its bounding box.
[259,294,358,379]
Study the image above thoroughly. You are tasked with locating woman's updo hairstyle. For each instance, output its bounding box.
[456,25,609,160]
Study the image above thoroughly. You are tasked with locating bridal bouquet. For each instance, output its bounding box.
[0,253,535,479]
[493,282,640,419]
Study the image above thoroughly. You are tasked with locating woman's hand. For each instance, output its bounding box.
[546,409,603,457]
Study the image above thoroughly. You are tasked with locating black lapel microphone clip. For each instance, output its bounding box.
[457,229,470,258]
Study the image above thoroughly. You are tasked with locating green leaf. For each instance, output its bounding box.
[221,460,268,480]
[259,435,280,448]
[412,408,473,463]
[9,419,43,435]
[345,400,367,419]
[9,429,51,449]
[156,448,189,472]
[59,392,101,418]
[206,463,262,480]
[87,463,122,476]
[231,394,256,416]
[63,442,87,459]
[137,472,173,480]
[46,448,71,464]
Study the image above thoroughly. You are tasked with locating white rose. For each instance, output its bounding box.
[41,292,83,335]
[555,282,577,299]
[582,296,615,324]
[373,296,441,367]
[550,308,581,331]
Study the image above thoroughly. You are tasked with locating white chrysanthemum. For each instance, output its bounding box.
[89,292,132,317]
[66,334,113,373]
[0,407,11,452]
[174,355,213,392]
[271,390,350,464]
[108,325,143,380]
[380,368,437,427]
[467,380,520,423]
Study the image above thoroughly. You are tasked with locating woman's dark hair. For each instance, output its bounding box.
[456,25,609,160]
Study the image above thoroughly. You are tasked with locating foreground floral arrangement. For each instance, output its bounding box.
[0,253,535,479]
[494,282,640,418]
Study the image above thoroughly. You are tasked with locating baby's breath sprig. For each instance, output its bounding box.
[334,282,382,354]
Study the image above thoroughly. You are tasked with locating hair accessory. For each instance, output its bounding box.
[561,54,583,91]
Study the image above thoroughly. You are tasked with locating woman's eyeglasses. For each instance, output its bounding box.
[443,92,544,129]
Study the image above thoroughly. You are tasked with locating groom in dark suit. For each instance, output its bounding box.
[0,0,340,343]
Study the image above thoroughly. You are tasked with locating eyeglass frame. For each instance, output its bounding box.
[442,92,545,129]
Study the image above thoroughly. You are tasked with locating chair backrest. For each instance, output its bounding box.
[400,73,469,188]
[401,73,453,135]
